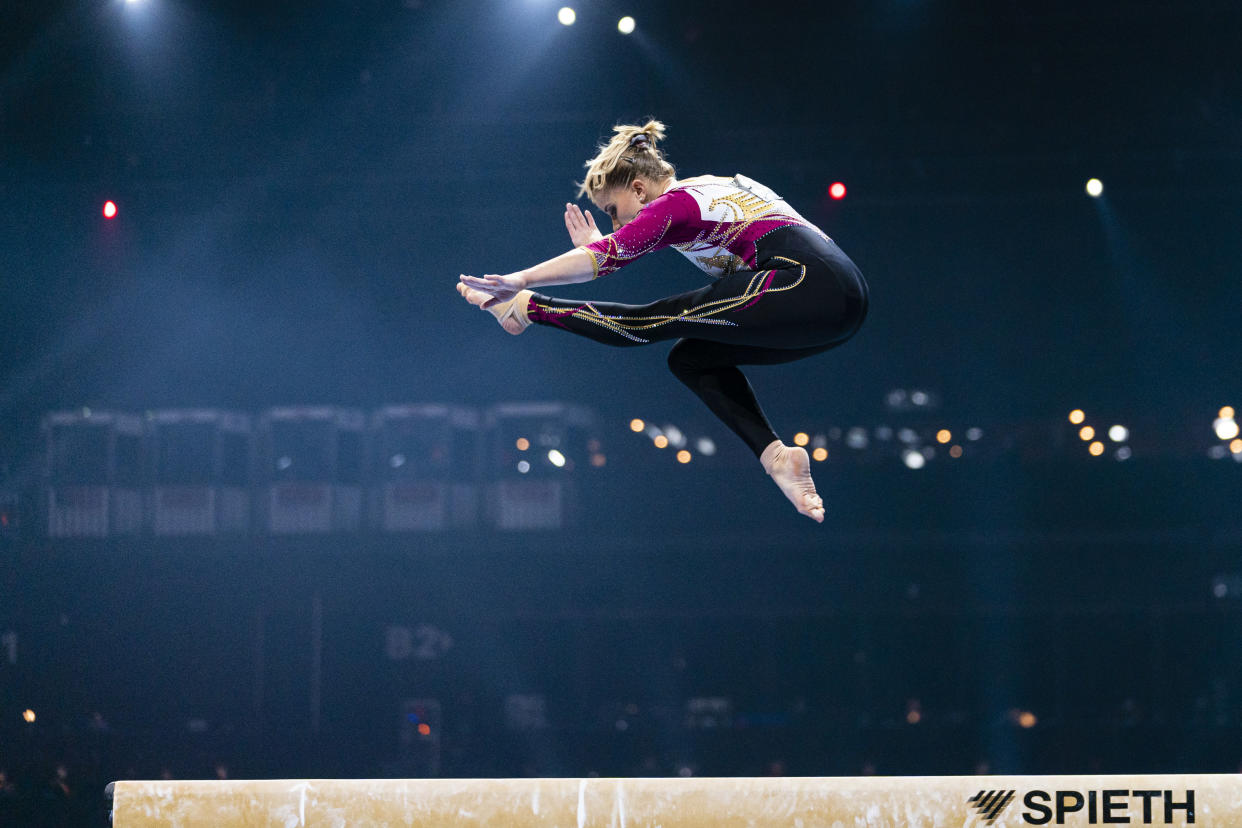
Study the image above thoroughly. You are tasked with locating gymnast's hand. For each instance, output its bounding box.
[458,272,526,307]
[564,203,604,247]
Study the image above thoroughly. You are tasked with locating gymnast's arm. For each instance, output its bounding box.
[458,192,690,298]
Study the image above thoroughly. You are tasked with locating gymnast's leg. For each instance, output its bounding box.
[668,338,842,523]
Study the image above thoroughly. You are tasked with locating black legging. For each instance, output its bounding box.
[528,226,869,456]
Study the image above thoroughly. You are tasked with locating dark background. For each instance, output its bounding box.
[2,0,1241,824]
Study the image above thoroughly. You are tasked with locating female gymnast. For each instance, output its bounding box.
[457,120,869,523]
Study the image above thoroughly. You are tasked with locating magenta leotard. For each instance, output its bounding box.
[578,174,832,280]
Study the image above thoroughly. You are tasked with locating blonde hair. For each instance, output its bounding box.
[576,119,677,201]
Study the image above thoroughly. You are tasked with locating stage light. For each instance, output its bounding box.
[1115,446,1132,461]
[1221,406,1236,420]
[676,450,691,464]
[966,428,983,441]
[949,445,963,458]
[902,449,925,469]
[1079,425,1095,441]
[898,428,918,444]
[1215,417,1240,441]
[1068,409,1085,424]
[1209,445,1228,460]
[812,447,828,462]
[618,16,635,34]
[910,390,928,406]
[793,432,809,446]
[695,437,716,456]
[1018,711,1037,728]
[664,425,685,448]
[936,429,951,444]
[389,454,406,468]
[1085,179,1103,197]
[629,418,645,432]
[653,435,669,449]
[906,709,921,725]
[846,427,867,449]
[829,182,846,200]
[515,438,530,451]
[1108,425,1128,443]
[547,449,566,467]
[103,201,117,219]
[558,7,576,25]
[1089,441,1104,456]
[1232,439,1242,455]
[23,709,35,723]
[417,723,431,736]
[517,460,530,474]
[590,453,606,467]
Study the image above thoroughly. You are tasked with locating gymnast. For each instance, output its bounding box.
[457,120,869,522]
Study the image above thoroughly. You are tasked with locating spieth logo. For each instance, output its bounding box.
[967,788,1195,825]
[969,790,1017,824]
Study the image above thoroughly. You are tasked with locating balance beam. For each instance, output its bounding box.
[107,774,1233,827]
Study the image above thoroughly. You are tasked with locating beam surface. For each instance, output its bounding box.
[109,774,1237,827]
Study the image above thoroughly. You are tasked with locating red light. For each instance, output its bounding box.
[103,201,117,219]
[417,723,431,736]
[829,183,846,200]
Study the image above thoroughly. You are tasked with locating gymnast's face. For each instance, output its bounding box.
[595,178,656,231]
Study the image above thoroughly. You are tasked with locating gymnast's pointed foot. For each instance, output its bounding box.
[760,440,824,523]
[456,281,532,335]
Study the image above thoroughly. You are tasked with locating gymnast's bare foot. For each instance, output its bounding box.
[760,440,824,523]
[456,282,532,335]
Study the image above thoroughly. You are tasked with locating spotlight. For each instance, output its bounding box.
[902,449,925,470]
[515,438,530,451]
[829,182,846,200]
[676,450,691,464]
[1221,406,1235,420]
[103,201,117,219]
[617,16,635,34]
[793,432,809,447]
[695,437,716,456]
[1079,425,1095,441]
[547,449,566,467]
[1232,439,1242,455]
[1068,409,1085,425]
[629,418,645,433]
[1089,441,1104,456]
[1115,446,1132,461]
[949,445,963,458]
[1108,425,1128,443]
[557,7,576,25]
[1215,418,1240,441]
[812,447,828,462]
[1085,179,1103,197]
[653,435,669,449]
[517,460,531,474]
[936,429,951,444]
[23,709,35,723]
